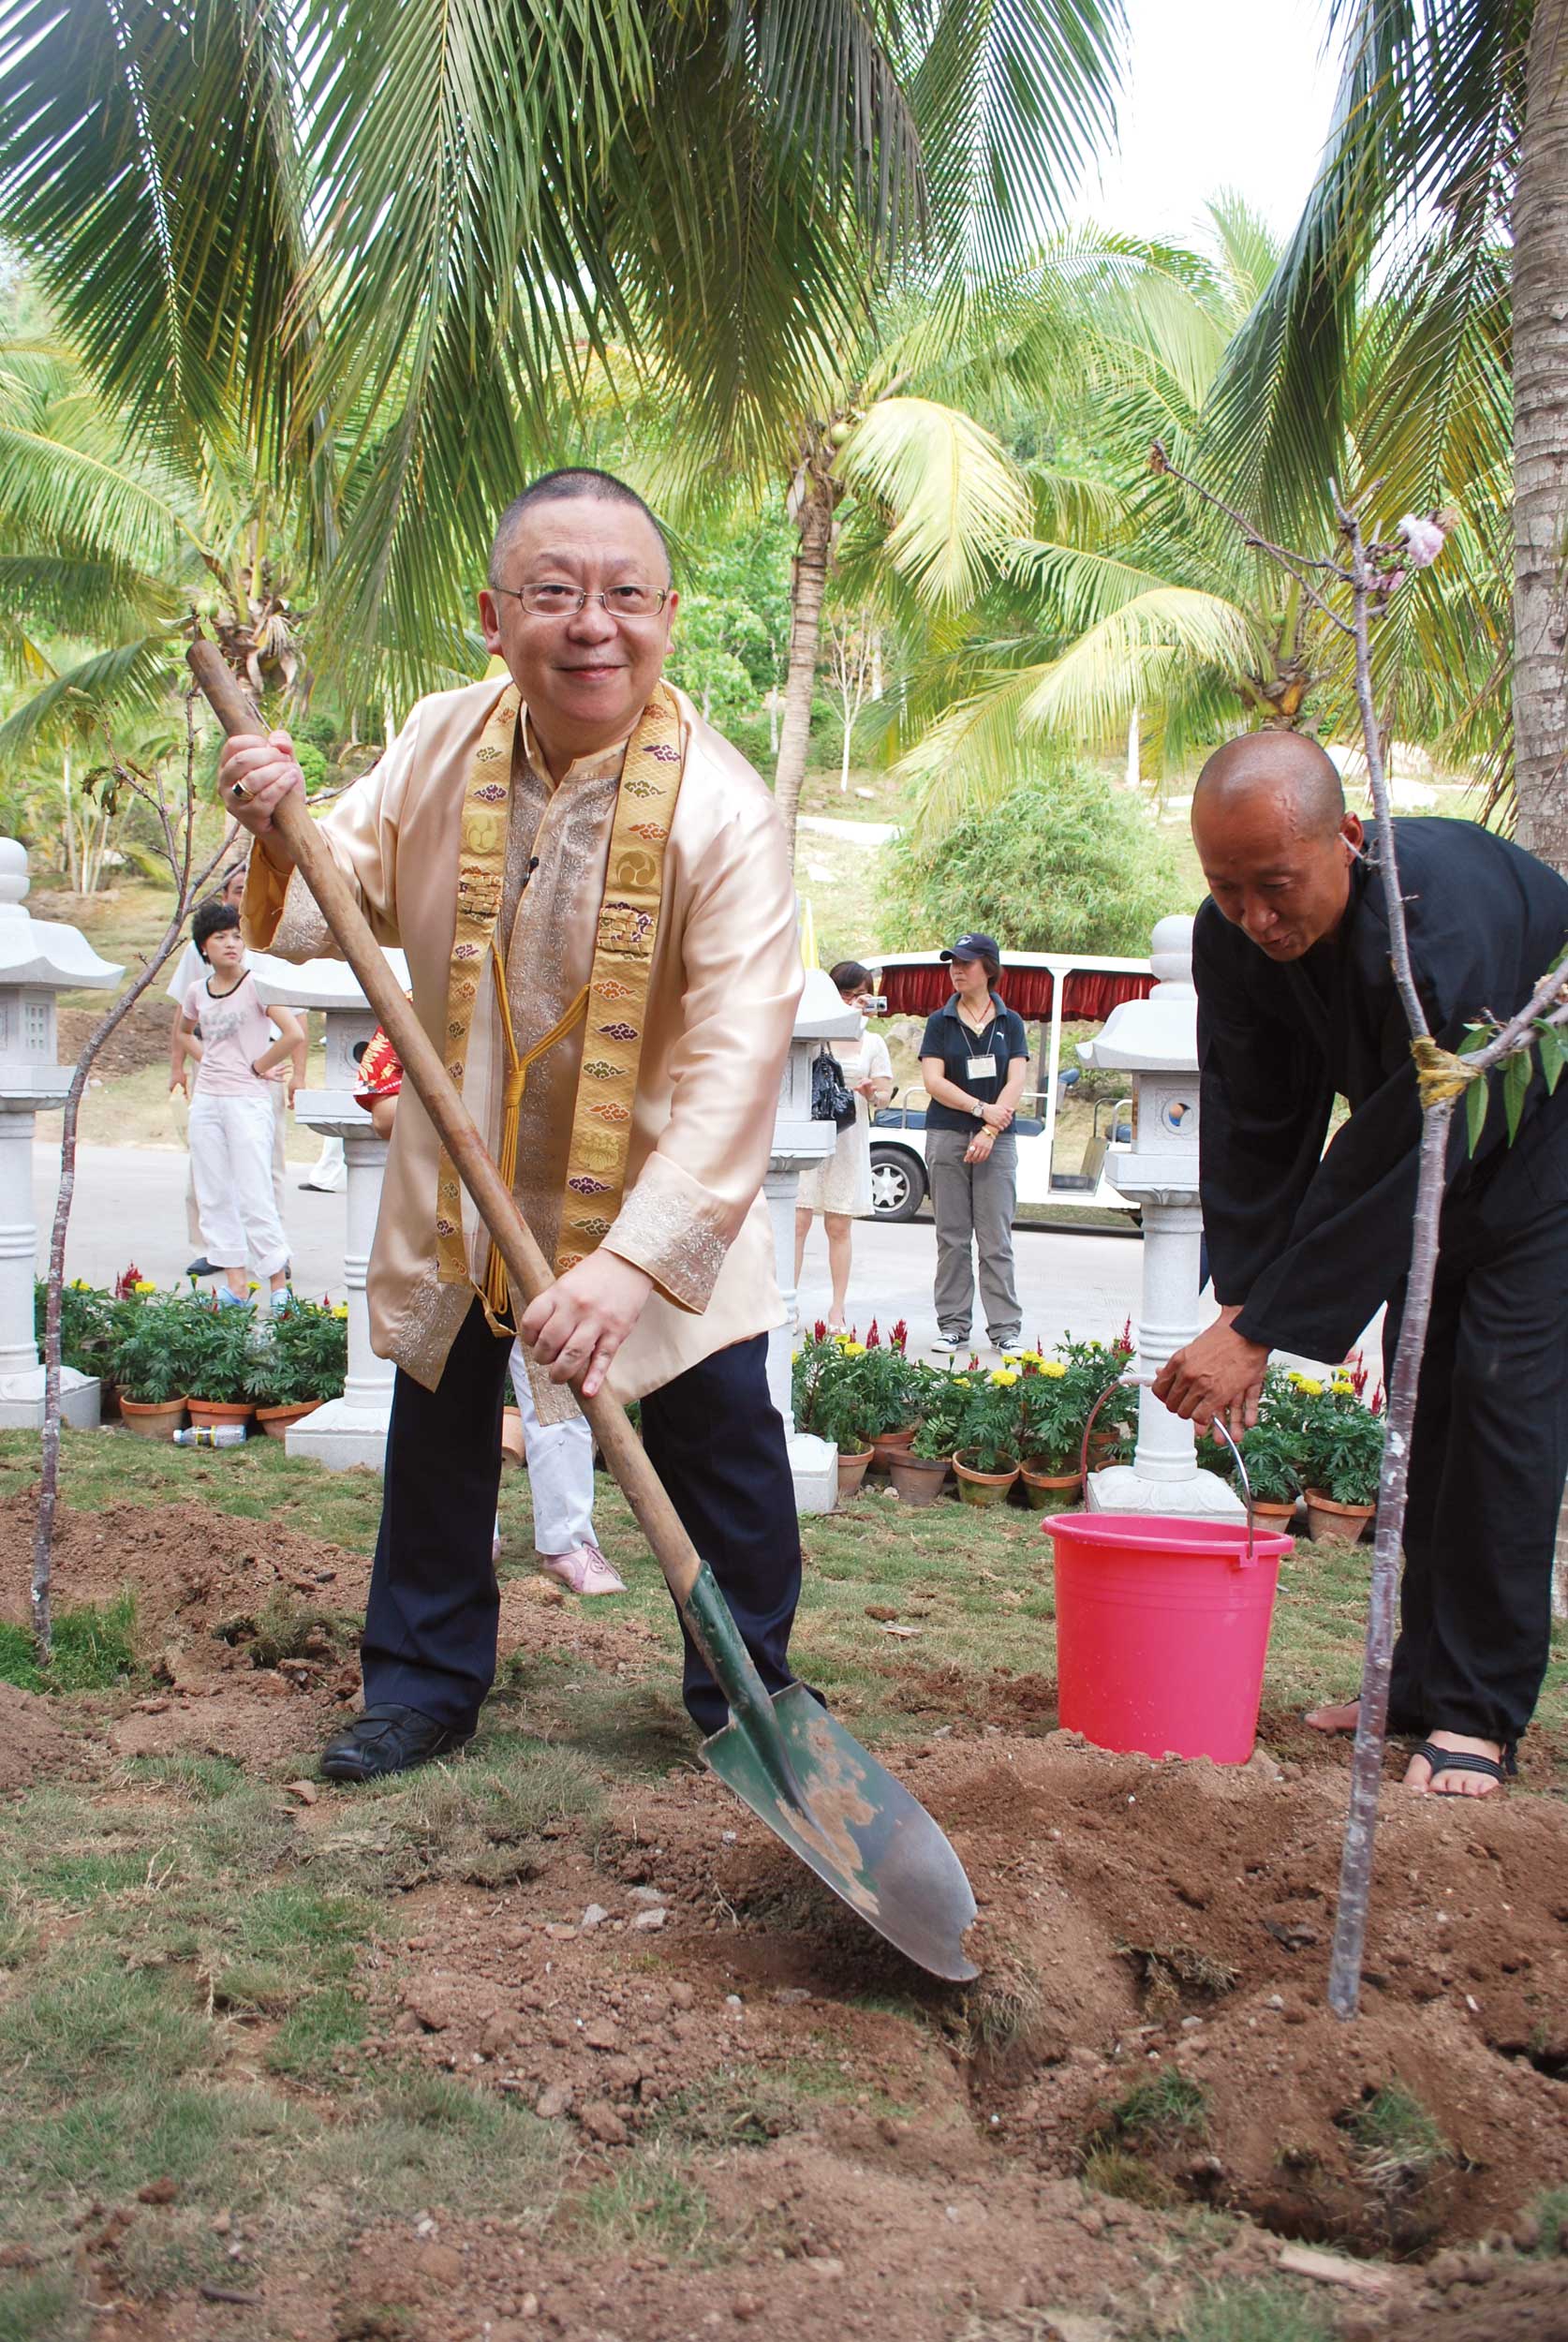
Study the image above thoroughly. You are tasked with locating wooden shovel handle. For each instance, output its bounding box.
[187,640,704,1604]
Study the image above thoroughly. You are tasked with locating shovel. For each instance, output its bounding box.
[188,642,979,1983]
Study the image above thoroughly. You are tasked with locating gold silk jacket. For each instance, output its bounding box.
[243,676,803,1401]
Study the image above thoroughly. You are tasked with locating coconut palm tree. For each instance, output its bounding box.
[1210,0,1566,860]
[0,0,1127,726]
[888,199,1514,839]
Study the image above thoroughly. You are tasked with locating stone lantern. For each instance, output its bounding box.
[258,951,409,1470]
[762,966,860,1512]
[0,840,122,1429]
[1076,914,1242,1519]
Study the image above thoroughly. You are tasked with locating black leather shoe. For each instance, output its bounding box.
[320,1701,474,1783]
[185,1254,216,1277]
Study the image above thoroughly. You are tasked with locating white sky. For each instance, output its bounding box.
[1072,0,1345,246]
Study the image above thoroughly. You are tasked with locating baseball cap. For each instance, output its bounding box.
[939,933,1000,965]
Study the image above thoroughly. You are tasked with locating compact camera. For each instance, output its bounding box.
[861,994,889,1016]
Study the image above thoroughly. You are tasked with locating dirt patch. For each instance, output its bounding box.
[1387,2258,1568,2342]
[59,999,174,1080]
[8,1490,1568,2336]
[0,1682,85,1789]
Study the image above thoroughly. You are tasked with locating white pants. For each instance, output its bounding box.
[188,1093,290,1278]
[185,1081,287,1246]
[509,1342,596,1556]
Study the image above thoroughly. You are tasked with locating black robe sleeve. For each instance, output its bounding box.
[1223,854,1555,1361]
[1195,905,1335,1312]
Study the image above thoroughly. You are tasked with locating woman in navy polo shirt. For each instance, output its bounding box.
[918,935,1029,1355]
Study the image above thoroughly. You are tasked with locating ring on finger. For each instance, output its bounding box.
[229,780,250,803]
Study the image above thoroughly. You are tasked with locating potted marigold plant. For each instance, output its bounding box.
[249,1297,348,1437]
[111,1291,197,1438]
[890,1376,967,1505]
[1014,1359,1091,1508]
[182,1298,261,1431]
[1298,1374,1385,1540]
[954,1373,1022,1506]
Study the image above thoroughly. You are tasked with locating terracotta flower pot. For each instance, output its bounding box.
[1019,1460,1084,1511]
[118,1395,187,1441]
[256,1401,322,1441]
[187,1399,255,1432]
[954,1449,1019,1507]
[888,1451,951,1506]
[1304,1489,1375,1542]
[836,1445,875,1500]
[869,1424,918,1473]
[1248,1495,1299,1529]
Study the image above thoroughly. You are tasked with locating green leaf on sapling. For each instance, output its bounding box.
[1503,1048,1531,1143]
[1465,1070,1488,1156]
[1535,1022,1564,1096]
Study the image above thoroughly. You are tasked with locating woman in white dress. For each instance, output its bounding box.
[794,961,895,1333]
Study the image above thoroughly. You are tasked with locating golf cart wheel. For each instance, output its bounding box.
[869,1146,927,1223]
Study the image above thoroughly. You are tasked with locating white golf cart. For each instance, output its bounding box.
[863,948,1153,1223]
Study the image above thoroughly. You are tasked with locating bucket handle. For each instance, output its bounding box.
[1078,1374,1257,1565]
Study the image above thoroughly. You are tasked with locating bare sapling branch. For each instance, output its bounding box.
[1148,455,1544,2015]
[33,686,233,1655]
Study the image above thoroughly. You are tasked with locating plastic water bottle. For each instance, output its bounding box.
[172,1423,248,1448]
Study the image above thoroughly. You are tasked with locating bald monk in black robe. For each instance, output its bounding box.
[1155,734,1568,1797]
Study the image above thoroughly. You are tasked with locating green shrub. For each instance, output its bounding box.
[34,1280,114,1376]
[179,1298,261,1403]
[109,1292,204,1402]
[879,760,1183,958]
[247,1297,348,1406]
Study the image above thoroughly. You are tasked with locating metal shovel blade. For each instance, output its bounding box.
[703,1683,980,1982]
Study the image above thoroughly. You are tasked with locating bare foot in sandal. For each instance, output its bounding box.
[1404,1731,1512,1797]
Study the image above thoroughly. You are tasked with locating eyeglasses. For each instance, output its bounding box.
[491,582,670,619]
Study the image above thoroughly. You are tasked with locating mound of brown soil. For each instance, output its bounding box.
[0,1681,83,1789]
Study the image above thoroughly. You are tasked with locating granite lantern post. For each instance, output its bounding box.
[0,840,122,1429]
[1077,915,1243,1519]
[763,966,860,1513]
[258,952,409,1470]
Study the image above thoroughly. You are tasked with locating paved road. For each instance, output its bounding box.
[38,1141,1147,1350]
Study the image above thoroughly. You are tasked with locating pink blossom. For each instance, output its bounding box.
[1397,513,1446,569]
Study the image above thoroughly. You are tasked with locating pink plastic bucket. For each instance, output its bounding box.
[1043,1512,1293,1764]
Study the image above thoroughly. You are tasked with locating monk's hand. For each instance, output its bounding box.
[1152,1314,1268,1444]
[218,730,305,856]
[520,1253,653,1399]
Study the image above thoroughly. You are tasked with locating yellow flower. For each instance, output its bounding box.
[331,1304,348,1320]
[71,1278,90,1291]
[133,1280,156,1294]
[1297,1376,1324,1397]
[1331,1377,1354,1395]
[954,1375,970,1387]
[840,1341,865,1356]
[1039,1360,1068,1380]
[990,1369,1019,1387]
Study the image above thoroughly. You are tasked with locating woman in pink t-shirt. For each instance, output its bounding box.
[178,901,304,1306]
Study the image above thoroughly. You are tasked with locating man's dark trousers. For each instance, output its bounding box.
[1383,1141,1568,1748]
[360,1301,803,1738]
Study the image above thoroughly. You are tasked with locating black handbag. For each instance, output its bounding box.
[811,1045,858,1133]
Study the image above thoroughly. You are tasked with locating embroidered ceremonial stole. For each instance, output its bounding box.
[432,681,684,1315]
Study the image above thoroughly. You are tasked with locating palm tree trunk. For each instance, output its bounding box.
[774,461,839,854]
[1513,0,1568,871]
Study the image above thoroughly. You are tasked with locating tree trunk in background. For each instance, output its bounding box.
[774,445,841,855]
[1513,0,1568,871]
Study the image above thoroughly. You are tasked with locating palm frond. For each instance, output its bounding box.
[906,0,1123,282]
[0,634,174,760]
[835,395,1029,605]
[0,0,312,468]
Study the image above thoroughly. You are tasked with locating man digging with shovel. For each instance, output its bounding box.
[219,468,808,1783]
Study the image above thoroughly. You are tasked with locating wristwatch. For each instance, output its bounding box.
[970,1098,983,1119]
